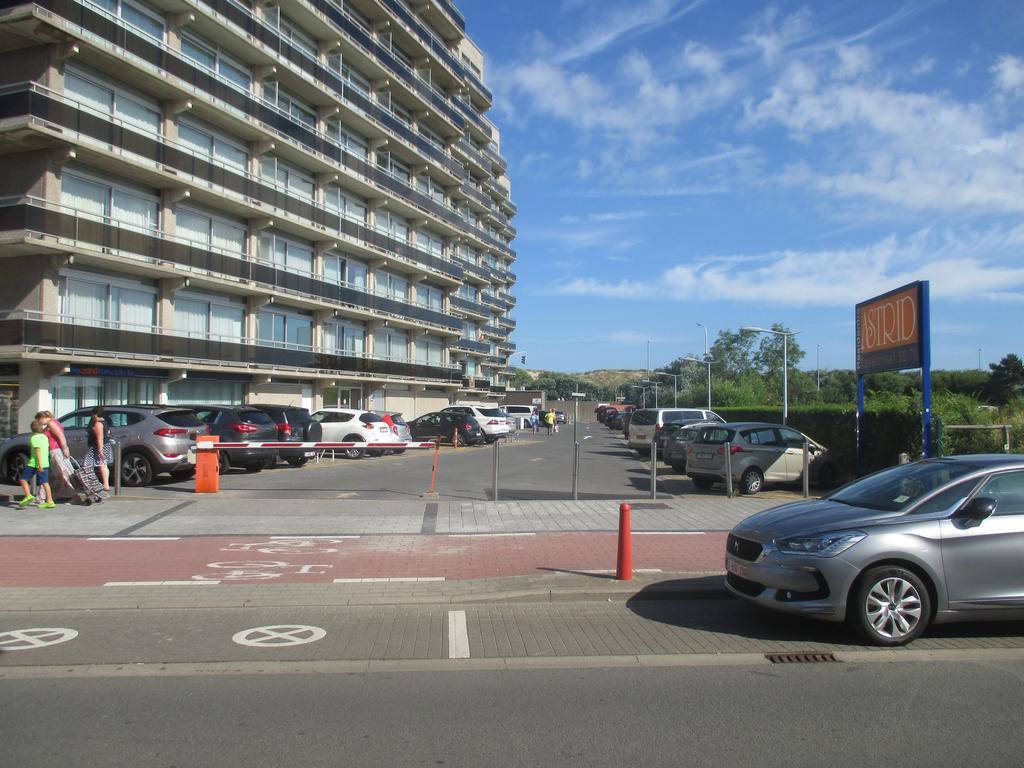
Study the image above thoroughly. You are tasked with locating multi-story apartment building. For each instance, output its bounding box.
[0,0,517,433]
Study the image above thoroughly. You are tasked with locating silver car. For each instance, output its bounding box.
[686,422,838,494]
[725,455,1024,645]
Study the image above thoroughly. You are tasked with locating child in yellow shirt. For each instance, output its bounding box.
[18,420,54,509]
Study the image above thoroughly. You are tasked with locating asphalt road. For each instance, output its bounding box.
[4,660,1024,767]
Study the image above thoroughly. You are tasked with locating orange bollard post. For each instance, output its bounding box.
[452,429,459,449]
[616,502,632,580]
[194,435,220,494]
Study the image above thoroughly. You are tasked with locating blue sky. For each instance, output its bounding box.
[457,0,1024,374]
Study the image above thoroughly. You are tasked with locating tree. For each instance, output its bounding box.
[748,324,805,374]
[708,330,757,380]
[984,354,1024,405]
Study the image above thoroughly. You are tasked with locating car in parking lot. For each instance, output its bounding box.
[249,405,322,466]
[503,405,536,430]
[1,405,208,487]
[686,422,838,494]
[442,405,509,443]
[725,454,1024,645]
[180,405,280,473]
[663,422,718,474]
[373,411,412,454]
[310,408,394,459]
[555,410,566,424]
[627,408,724,454]
[604,410,624,430]
[408,411,484,445]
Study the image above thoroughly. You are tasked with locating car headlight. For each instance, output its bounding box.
[775,531,866,557]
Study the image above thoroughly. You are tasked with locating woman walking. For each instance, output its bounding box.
[84,405,112,494]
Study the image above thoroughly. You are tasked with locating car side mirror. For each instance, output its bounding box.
[957,496,996,526]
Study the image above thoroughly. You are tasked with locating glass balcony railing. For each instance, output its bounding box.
[450,338,490,354]
[0,311,462,382]
[448,295,491,318]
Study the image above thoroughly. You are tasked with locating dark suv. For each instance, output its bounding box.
[177,405,280,472]
[407,411,484,445]
[249,405,323,466]
[0,405,207,487]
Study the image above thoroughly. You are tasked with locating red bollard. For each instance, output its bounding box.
[616,502,632,580]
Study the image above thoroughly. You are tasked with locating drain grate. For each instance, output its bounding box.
[765,652,839,664]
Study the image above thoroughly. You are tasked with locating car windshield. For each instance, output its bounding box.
[630,410,656,426]
[828,460,981,512]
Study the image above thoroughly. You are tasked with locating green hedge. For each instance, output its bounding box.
[712,405,921,481]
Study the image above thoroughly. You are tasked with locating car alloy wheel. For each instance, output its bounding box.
[740,467,764,494]
[5,450,28,484]
[851,566,931,646]
[120,451,154,487]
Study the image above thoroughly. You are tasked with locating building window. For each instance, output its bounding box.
[415,283,443,311]
[374,327,409,360]
[178,119,249,172]
[457,284,477,302]
[323,253,368,290]
[375,210,409,242]
[53,376,159,417]
[257,309,312,350]
[175,207,246,254]
[415,229,444,257]
[326,118,369,160]
[328,56,371,98]
[93,0,165,42]
[64,68,161,135]
[166,380,244,406]
[173,291,244,340]
[261,156,316,200]
[461,320,478,340]
[376,269,408,302]
[180,33,251,92]
[323,319,366,356]
[278,15,318,59]
[415,172,446,204]
[377,152,411,184]
[59,270,156,330]
[415,334,443,365]
[61,171,159,232]
[323,185,367,224]
[258,233,314,275]
[262,82,316,127]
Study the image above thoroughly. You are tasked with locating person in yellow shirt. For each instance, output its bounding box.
[543,409,555,435]
[18,420,54,509]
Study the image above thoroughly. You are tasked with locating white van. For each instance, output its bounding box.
[503,405,536,430]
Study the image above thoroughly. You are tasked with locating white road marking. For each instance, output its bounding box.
[448,533,536,538]
[571,569,664,575]
[104,581,221,586]
[529,458,544,462]
[633,531,706,536]
[447,610,470,659]
[88,537,181,541]
[333,576,445,583]
[232,625,326,648]
[269,535,360,540]
[0,628,78,650]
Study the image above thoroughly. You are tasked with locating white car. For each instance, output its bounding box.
[503,404,536,430]
[310,408,395,459]
[627,407,724,455]
[442,405,510,443]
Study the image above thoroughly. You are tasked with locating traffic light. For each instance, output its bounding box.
[520,355,527,364]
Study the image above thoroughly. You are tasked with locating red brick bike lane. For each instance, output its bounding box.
[0,532,727,587]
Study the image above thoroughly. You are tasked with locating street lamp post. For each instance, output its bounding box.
[657,372,680,407]
[641,379,659,408]
[741,326,798,424]
[696,323,711,410]
[682,356,715,409]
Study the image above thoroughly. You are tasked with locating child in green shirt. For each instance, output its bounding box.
[18,420,54,509]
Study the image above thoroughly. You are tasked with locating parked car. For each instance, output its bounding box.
[248,405,322,466]
[628,408,724,454]
[686,422,838,494]
[664,422,717,475]
[555,410,566,424]
[725,454,1024,645]
[180,404,280,473]
[373,411,412,454]
[442,405,510,443]
[604,411,624,430]
[310,408,394,459]
[503,405,536,430]
[408,411,484,445]
[1,405,207,487]
[621,411,634,440]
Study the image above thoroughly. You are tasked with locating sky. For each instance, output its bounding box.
[456,0,1024,374]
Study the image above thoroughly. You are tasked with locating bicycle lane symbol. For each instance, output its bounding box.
[219,537,357,555]
[0,628,79,650]
[191,561,334,582]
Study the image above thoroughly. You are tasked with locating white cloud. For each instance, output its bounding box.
[833,45,874,80]
[552,225,1024,306]
[992,55,1024,94]
[911,56,936,76]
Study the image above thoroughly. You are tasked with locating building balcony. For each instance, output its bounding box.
[0,311,462,383]
[0,199,465,334]
[480,293,505,311]
[375,0,466,85]
[497,316,516,330]
[448,295,492,320]
[450,338,490,354]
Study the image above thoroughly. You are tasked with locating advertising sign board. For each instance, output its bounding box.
[855,282,924,374]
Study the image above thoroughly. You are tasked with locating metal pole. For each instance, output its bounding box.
[783,333,788,425]
[700,323,711,409]
[649,430,657,499]
[816,344,821,391]
[572,441,580,500]
[802,439,810,498]
[724,442,733,498]
[706,361,712,410]
[492,437,500,501]
[113,440,122,496]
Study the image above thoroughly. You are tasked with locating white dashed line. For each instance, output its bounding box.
[268,535,360,540]
[332,577,445,583]
[103,581,221,586]
[88,537,181,541]
[447,610,470,659]
[448,532,536,538]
